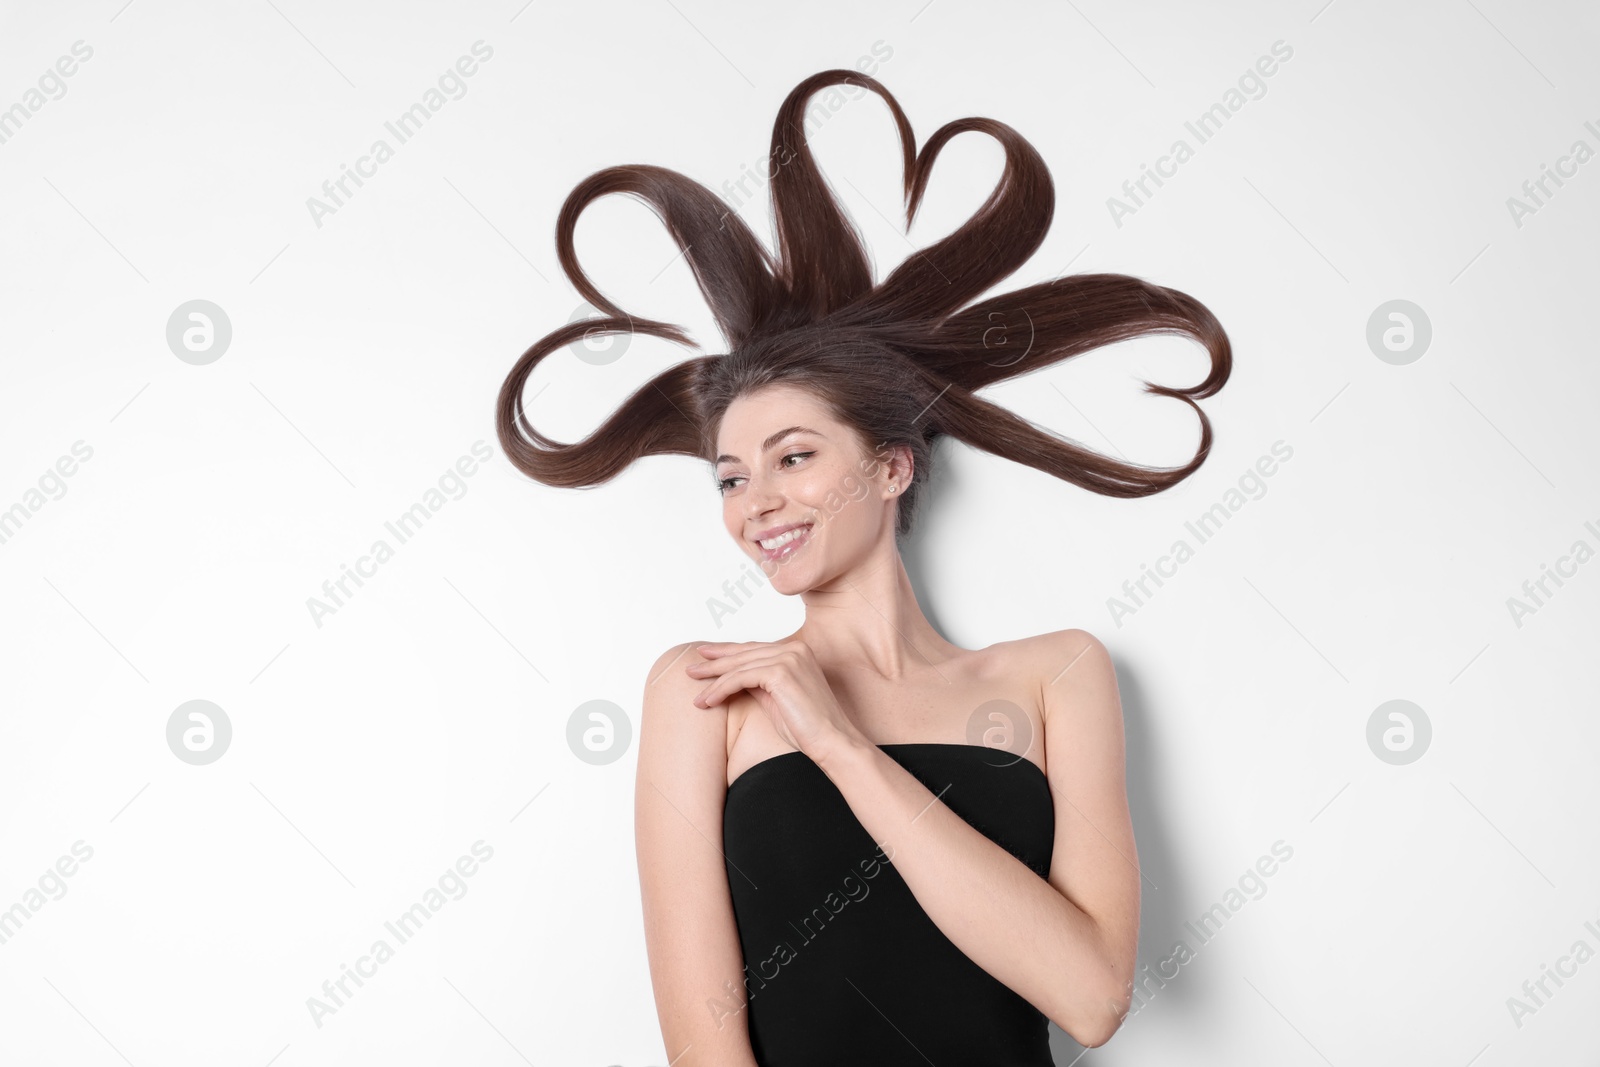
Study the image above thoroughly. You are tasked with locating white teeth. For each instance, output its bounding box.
[759,525,811,550]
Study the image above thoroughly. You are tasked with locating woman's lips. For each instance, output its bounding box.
[758,523,813,562]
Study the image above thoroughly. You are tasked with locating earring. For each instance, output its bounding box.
[888,485,897,493]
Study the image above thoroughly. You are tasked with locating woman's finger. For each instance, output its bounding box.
[694,641,768,659]
[686,642,778,676]
[694,657,789,707]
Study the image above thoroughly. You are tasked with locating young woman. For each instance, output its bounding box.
[497,69,1230,1066]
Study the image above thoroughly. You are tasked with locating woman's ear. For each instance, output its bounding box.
[889,444,914,492]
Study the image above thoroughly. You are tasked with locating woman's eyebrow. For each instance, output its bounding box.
[715,426,824,465]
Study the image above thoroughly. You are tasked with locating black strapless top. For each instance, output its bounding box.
[722,742,1056,1066]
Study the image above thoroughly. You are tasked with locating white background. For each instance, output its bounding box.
[1,0,1597,1064]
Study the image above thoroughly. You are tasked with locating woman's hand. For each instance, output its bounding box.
[686,640,865,761]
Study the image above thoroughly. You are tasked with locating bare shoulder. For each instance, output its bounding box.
[639,639,729,761]
[642,640,708,693]
[1026,626,1110,665]
[1022,628,1119,724]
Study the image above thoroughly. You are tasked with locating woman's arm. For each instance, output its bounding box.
[635,641,761,1067]
[811,628,1140,1047]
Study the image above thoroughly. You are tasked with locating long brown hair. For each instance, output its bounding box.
[496,69,1231,538]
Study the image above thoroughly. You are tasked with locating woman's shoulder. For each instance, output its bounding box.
[644,639,711,678]
[982,628,1113,718]
[1015,628,1119,733]
[646,636,766,688]
[1023,626,1108,661]
[974,627,1106,677]
[639,640,721,722]
[644,640,746,717]
[639,639,744,775]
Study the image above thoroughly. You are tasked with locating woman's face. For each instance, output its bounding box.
[714,384,899,593]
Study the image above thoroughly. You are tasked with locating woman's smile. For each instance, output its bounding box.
[756,522,814,562]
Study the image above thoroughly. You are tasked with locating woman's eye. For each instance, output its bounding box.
[716,452,812,494]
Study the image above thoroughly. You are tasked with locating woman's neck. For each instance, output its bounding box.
[790,551,957,680]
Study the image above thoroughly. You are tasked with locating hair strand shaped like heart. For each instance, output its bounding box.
[496,69,1233,538]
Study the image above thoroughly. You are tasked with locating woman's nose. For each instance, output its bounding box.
[742,473,782,514]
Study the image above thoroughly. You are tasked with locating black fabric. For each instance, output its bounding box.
[722,742,1057,1066]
